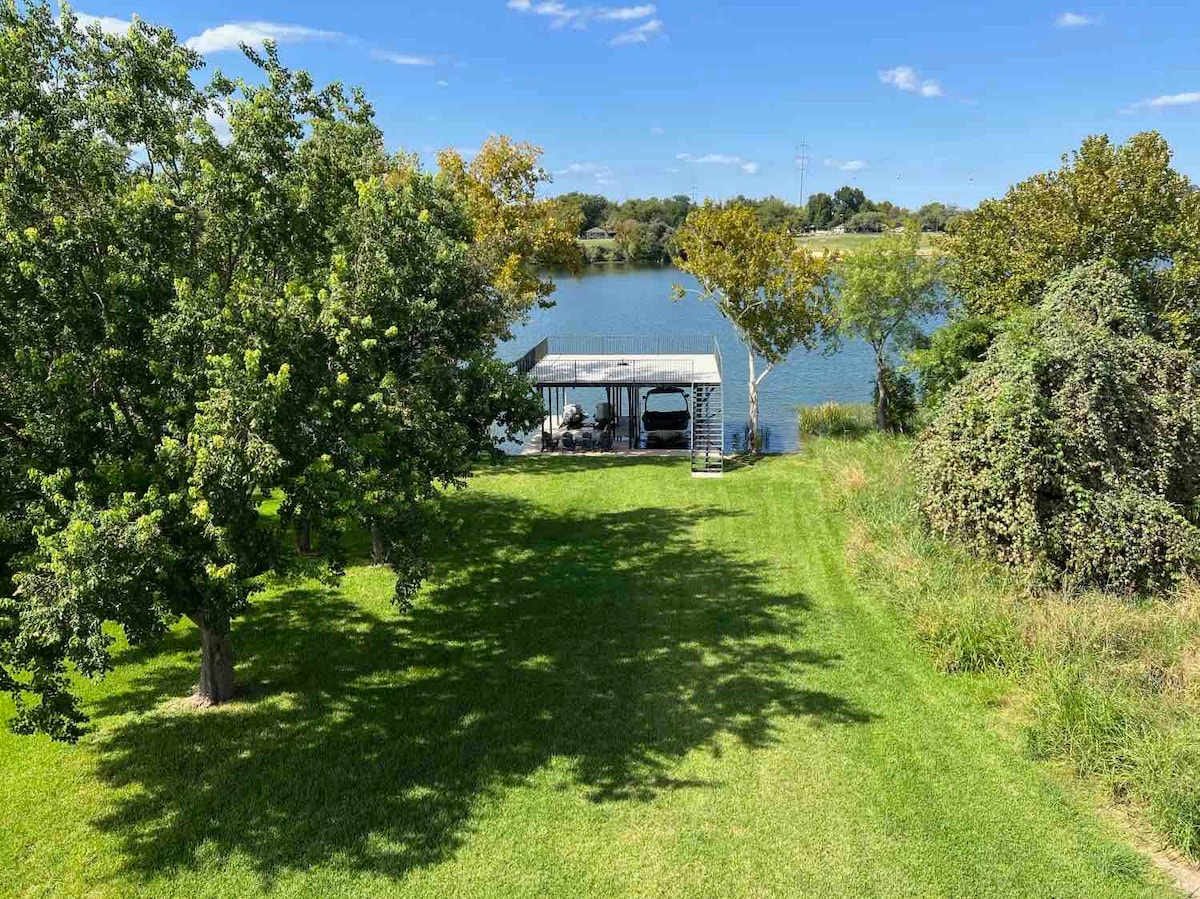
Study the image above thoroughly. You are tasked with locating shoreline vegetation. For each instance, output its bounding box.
[560,189,956,266]
[579,230,940,265]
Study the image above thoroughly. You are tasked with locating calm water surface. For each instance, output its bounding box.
[502,265,882,453]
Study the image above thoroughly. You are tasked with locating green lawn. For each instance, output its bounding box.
[0,450,1178,897]
[796,231,941,255]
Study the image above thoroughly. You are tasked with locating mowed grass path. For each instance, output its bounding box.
[0,454,1176,897]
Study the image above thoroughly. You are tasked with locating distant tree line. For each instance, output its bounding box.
[556,189,964,264]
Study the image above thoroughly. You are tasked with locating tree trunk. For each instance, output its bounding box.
[191,613,235,705]
[370,522,388,565]
[747,349,760,454]
[874,356,889,431]
[295,514,312,555]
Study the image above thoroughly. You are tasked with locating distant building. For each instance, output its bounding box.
[584,227,614,240]
[831,224,847,234]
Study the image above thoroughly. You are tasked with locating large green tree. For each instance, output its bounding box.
[947,131,1200,345]
[557,192,613,233]
[827,225,946,429]
[673,203,832,452]
[832,186,866,225]
[805,192,835,230]
[0,4,542,738]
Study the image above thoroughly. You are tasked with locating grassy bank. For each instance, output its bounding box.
[0,453,1178,896]
[577,232,939,265]
[795,231,941,256]
[811,434,1200,862]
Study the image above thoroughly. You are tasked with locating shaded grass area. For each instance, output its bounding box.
[813,434,1200,863]
[0,455,1179,896]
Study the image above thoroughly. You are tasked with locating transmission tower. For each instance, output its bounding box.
[795,142,810,208]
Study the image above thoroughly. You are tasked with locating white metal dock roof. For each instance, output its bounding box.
[529,353,720,386]
[516,336,722,387]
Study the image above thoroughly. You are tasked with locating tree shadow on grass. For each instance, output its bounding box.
[91,492,874,887]
[480,453,686,477]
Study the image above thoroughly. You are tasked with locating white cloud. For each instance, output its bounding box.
[437,79,450,88]
[677,152,759,174]
[1056,12,1098,27]
[555,161,613,176]
[1125,91,1200,113]
[72,11,132,34]
[371,50,435,66]
[204,104,233,144]
[611,18,663,45]
[824,158,867,172]
[650,126,665,135]
[1145,92,1200,108]
[555,162,619,184]
[599,4,656,20]
[880,65,944,98]
[507,1,660,38]
[184,21,341,54]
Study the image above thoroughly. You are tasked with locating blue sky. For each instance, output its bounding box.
[71,0,1200,208]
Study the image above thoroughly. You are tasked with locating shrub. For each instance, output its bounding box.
[797,402,874,438]
[873,365,916,433]
[731,423,773,454]
[917,262,1200,594]
[906,315,998,409]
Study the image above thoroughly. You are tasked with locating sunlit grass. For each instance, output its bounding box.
[0,454,1175,897]
[796,231,941,256]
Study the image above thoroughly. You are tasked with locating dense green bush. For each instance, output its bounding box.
[873,365,916,433]
[917,262,1200,594]
[906,314,998,408]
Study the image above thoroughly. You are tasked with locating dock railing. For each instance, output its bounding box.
[515,337,549,375]
[520,334,716,363]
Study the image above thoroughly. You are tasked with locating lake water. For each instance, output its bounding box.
[501,265,882,453]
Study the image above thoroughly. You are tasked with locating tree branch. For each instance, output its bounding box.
[0,419,29,447]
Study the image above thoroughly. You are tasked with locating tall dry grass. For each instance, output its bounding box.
[813,433,1200,857]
